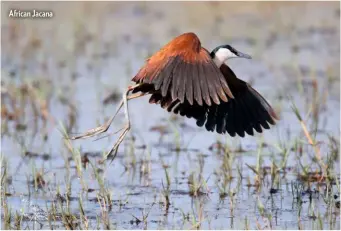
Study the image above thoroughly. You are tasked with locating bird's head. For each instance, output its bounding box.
[210,44,252,67]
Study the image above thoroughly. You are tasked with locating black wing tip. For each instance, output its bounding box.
[270,109,280,121]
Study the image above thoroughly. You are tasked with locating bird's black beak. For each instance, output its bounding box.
[236,51,252,59]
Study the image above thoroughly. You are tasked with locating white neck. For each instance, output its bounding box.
[213,48,238,67]
[213,56,225,68]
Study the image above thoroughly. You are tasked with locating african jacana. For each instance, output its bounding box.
[71,32,279,159]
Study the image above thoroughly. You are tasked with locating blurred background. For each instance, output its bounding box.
[1,1,340,230]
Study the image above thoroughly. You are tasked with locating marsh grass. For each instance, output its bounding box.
[90,160,113,212]
[161,163,171,210]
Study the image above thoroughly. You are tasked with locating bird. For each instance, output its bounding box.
[70,32,279,159]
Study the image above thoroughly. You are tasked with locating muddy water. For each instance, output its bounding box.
[1,1,340,230]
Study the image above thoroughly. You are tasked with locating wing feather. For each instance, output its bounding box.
[171,62,183,100]
[238,96,255,136]
[213,67,232,102]
[132,32,233,105]
[215,104,227,134]
[177,63,187,103]
[160,57,181,97]
[185,63,194,105]
[167,100,180,112]
[197,62,212,106]
[205,105,218,132]
[149,93,162,104]
[204,63,221,105]
[154,57,174,91]
[193,62,203,106]
[226,101,236,137]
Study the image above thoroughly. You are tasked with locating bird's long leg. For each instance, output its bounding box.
[70,84,143,140]
[93,92,147,141]
[104,86,144,160]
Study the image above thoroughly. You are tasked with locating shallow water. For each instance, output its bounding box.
[1,1,340,230]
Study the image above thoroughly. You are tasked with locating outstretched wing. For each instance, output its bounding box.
[149,64,279,137]
[218,64,279,136]
[131,32,234,106]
